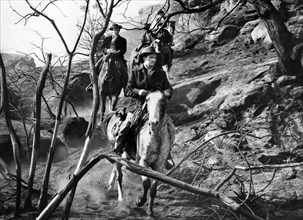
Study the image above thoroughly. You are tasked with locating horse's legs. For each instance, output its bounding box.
[99,93,106,125]
[107,164,117,191]
[116,161,123,201]
[107,161,124,201]
[136,175,150,207]
[136,159,150,207]
[147,179,158,217]
[162,65,170,79]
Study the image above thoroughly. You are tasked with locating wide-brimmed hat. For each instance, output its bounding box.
[139,46,159,60]
[109,23,122,30]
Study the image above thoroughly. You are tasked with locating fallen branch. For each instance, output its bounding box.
[166,131,239,176]
[37,152,264,220]
[215,162,303,191]
[235,162,303,170]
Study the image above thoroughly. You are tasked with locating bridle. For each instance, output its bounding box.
[144,91,168,134]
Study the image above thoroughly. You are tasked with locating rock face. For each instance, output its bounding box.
[1,53,39,120]
[2,53,36,71]
[205,25,241,45]
[0,119,67,165]
[0,86,20,120]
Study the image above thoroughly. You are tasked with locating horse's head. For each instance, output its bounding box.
[145,90,167,133]
[151,39,162,53]
[100,50,120,81]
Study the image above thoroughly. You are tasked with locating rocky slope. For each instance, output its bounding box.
[1,1,303,219]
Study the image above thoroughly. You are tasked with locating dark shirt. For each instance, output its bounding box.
[140,31,154,47]
[125,64,173,112]
[101,35,127,61]
[155,29,172,46]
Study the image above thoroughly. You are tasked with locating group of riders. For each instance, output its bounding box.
[94,11,176,169]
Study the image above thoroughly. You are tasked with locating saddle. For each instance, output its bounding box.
[111,106,147,160]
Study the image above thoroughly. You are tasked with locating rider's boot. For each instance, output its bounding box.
[113,115,132,155]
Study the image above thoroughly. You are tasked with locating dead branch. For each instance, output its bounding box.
[36,152,265,220]
[214,161,303,192]
[161,0,225,29]
[235,162,303,170]
[166,131,239,176]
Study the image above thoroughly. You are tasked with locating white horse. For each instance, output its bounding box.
[105,90,174,218]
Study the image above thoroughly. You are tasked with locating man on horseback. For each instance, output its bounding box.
[131,25,163,71]
[113,46,175,169]
[135,23,154,52]
[98,23,128,88]
[87,23,128,93]
[100,23,127,67]
[154,22,173,71]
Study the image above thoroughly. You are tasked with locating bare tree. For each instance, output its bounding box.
[16,0,90,209]
[24,53,52,210]
[0,53,23,217]
[62,0,129,218]
[77,4,106,57]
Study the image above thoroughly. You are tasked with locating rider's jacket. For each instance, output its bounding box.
[140,31,154,47]
[125,64,173,112]
[155,29,172,47]
[100,35,127,61]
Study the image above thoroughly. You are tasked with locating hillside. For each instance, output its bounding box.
[1,1,303,220]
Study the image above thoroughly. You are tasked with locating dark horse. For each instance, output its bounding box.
[98,51,127,124]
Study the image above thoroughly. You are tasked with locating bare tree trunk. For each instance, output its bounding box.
[0,53,23,217]
[38,55,73,210]
[62,0,114,217]
[248,0,303,77]
[24,53,52,210]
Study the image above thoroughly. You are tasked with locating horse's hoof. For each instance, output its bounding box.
[135,197,146,207]
[147,212,156,219]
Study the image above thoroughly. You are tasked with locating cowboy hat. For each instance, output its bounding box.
[109,23,122,30]
[139,46,159,60]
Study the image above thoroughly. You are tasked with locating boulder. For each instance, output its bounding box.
[205,25,241,46]
[60,117,88,148]
[168,78,221,114]
[251,22,273,49]
[0,118,67,164]
[275,75,297,87]
[219,83,272,111]
[238,19,260,45]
